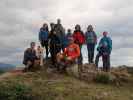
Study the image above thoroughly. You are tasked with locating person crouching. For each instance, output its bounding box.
[23,42,40,72]
[56,37,80,73]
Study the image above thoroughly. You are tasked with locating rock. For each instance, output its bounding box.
[82,63,96,73]
[66,64,79,78]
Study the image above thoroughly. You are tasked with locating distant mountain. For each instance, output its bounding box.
[0,63,16,72]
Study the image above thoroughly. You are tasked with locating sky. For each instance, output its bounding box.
[0,0,133,66]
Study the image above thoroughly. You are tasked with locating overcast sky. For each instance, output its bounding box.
[0,0,133,66]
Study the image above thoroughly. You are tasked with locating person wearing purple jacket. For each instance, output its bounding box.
[85,25,97,64]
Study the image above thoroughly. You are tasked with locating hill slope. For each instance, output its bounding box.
[0,68,133,100]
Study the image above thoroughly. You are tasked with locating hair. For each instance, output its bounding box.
[30,42,35,46]
[42,23,49,31]
[75,24,81,31]
[87,25,93,32]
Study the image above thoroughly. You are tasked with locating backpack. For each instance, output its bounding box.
[86,31,96,43]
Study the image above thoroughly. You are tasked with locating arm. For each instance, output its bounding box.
[39,29,42,41]
[108,37,112,53]
[94,31,97,44]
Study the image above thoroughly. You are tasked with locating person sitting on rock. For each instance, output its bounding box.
[56,37,80,72]
[95,31,112,72]
[23,42,39,72]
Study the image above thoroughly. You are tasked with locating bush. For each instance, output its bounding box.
[95,73,110,84]
[0,83,34,100]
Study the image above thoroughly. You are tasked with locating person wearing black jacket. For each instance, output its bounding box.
[23,42,39,71]
[49,30,61,66]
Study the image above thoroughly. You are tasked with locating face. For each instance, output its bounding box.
[68,29,71,33]
[57,19,61,24]
[87,25,93,32]
[53,31,56,35]
[75,25,80,31]
[50,23,55,29]
[103,32,108,37]
[43,24,48,29]
[31,43,35,49]
[69,39,74,44]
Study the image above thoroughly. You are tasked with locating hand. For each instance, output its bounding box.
[66,57,73,61]
[27,61,32,66]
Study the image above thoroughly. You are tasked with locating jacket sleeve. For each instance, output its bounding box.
[23,49,29,65]
[97,38,102,51]
[94,32,97,44]
[76,45,80,58]
[108,37,112,53]
[82,32,85,44]
[85,32,87,42]
[39,30,42,41]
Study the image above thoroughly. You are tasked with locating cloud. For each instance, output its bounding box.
[0,0,133,66]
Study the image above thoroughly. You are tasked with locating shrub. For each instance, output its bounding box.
[95,73,110,84]
[0,83,34,100]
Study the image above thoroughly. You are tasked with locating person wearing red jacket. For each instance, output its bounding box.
[57,37,80,72]
[73,24,85,64]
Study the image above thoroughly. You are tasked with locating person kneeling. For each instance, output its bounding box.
[23,42,40,72]
[57,37,80,73]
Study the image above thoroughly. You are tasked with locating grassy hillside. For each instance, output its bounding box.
[0,69,133,100]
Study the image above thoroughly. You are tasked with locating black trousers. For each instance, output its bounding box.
[95,53,110,72]
[50,45,61,65]
[40,40,49,58]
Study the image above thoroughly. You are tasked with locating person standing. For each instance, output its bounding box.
[39,23,49,59]
[85,25,97,64]
[54,19,65,51]
[66,29,72,46]
[49,30,61,66]
[95,31,112,72]
[73,24,85,64]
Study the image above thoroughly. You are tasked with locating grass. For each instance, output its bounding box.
[0,70,133,100]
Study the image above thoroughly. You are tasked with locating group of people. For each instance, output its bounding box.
[23,19,112,72]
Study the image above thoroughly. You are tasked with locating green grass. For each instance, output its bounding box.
[0,70,133,100]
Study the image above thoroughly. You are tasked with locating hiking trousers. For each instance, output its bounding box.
[95,53,110,72]
[87,43,95,63]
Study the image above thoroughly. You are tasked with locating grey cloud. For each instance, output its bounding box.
[0,0,133,66]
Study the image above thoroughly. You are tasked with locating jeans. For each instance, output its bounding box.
[78,44,83,64]
[95,53,110,72]
[87,43,95,63]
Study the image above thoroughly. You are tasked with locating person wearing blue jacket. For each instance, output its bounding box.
[39,23,49,59]
[95,31,112,72]
[66,29,72,46]
[85,25,97,64]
